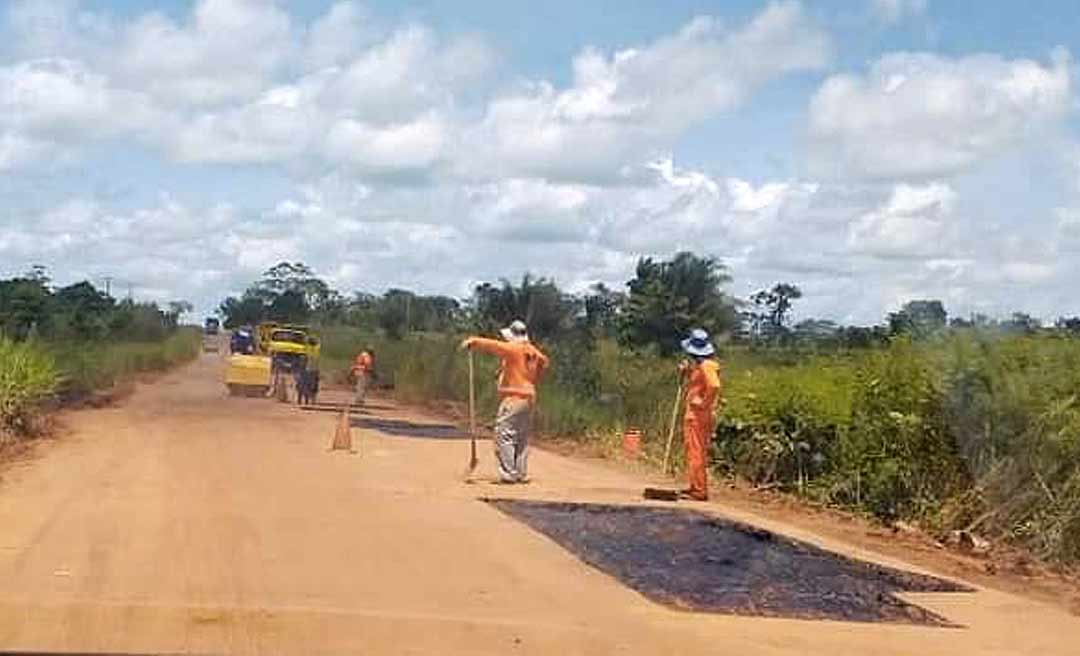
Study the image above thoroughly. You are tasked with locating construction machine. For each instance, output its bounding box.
[224,322,320,399]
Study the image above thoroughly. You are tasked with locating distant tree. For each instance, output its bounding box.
[218,262,335,327]
[342,292,378,328]
[836,324,890,349]
[1001,312,1040,334]
[312,289,348,325]
[470,275,578,342]
[749,282,802,343]
[257,262,332,309]
[162,300,194,331]
[218,293,267,329]
[888,300,947,339]
[417,295,461,332]
[582,282,624,337]
[110,299,170,340]
[54,281,114,339]
[0,275,52,339]
[619,252,738,355]
[168,300,193,320]
[26,265,50,284]
[950,313,996,330]
[267,289,310,323]
[1055,316,1080,334]
[376,289,412,339]
[792,318,838,345]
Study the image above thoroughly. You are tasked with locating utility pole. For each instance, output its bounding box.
[405,293,412,334]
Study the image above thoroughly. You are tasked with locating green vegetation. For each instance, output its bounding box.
[44,328,203,395]
[0,338,59,436]
[0,267,202,441]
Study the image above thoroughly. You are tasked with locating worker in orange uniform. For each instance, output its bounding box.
[678,328,722,501]
[351,348,375,406]
[461,320,549,484]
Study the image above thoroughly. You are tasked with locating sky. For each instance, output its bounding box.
[1,0,1079,324]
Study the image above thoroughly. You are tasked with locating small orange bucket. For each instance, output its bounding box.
[622,427,642,458]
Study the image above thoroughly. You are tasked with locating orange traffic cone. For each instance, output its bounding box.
[330,407,354,452]
[622,427,642,458]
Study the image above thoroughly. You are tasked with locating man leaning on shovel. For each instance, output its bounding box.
[678,328,723,501]
[460,320,549,484]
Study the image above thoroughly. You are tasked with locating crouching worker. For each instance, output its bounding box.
[351,348,375,406]
[294,367,320,406]
[679,328,722,501]
[461,320,549,484]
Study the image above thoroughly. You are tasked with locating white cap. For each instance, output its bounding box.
[499,319,529,343]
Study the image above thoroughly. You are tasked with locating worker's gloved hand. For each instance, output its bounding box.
[459,338,474,351]
[677,360,692,375]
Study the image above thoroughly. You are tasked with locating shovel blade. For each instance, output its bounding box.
[643,487,680,502]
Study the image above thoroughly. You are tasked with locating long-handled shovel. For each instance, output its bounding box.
[661,381,684,475]
[463,350,479,480]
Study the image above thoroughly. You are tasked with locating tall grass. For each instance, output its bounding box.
[0,338,59,435]
[43,327,203,395]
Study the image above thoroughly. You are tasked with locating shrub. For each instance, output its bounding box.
[0,338,59,435]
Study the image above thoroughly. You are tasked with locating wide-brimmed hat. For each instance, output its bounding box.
[500,319,530,343]
[681,328,714,357]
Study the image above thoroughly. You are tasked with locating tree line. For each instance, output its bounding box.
[0,267,192,342]
[220,253,1080,354]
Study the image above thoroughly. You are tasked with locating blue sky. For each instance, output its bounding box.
[1,0,1079,324]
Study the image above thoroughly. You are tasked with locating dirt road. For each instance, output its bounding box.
[0,353,1076,654]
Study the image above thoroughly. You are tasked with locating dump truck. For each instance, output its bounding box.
[202,318,222,352]
[224,322,320,399]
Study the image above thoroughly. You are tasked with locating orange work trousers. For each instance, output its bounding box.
[683,409,714,500]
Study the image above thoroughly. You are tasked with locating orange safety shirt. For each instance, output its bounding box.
[685,359,722,413]
[466,338,549,400]
[352,352,374,375]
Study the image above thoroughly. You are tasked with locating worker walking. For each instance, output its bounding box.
[351,348,375,406]
[679,328,722,501]
[461,320,549,484]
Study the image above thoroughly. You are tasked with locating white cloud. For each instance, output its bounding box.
[0,58,157,139]
[463,178,593,242]
[303,1,373,71]
[1000,260,1055,284]
[1,0,1077,325]
[324,115,448,173]
[463,2,831,182]
[871,0,928,25]
[169,85,319,163]
[847,182,956,257]
[809,49,1071,180]
[0,130,59,170]
[114,0,293,107]
[317,25,493,124]
[0,1,491,173]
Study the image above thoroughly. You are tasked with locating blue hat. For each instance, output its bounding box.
[681,328,714,357]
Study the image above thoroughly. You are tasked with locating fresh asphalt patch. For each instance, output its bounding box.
[486,499,972,626]
[352,416,468,440]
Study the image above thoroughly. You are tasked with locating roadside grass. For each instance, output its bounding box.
[43,327,203,396]
[0,337,59,438]
[1,327,203,455]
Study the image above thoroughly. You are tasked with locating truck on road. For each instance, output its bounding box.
[224,322,320,401]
